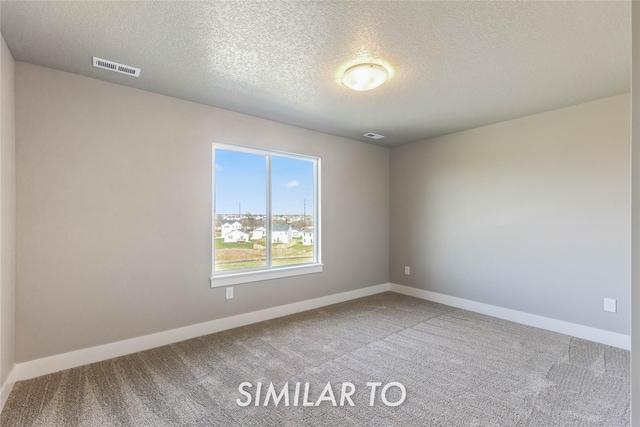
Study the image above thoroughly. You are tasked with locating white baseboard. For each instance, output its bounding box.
[390,283,631,350]
[13,283,392,382]
[10,281,629,386]
[0,367,15,412]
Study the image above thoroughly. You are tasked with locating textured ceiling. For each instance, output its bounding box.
[0,1,631,147]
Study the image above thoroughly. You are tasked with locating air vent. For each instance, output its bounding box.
[363,132,385,140]
[93,57,140,77]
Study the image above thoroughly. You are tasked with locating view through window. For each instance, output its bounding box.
[212,143,320,283]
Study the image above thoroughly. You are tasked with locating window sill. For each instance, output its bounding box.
[210,263,323,288]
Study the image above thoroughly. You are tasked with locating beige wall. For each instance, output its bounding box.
[0,34,16,388]
[631,2,639,423]
[14,63,390,362]
[390,94,631,334]
[10,59,633,372]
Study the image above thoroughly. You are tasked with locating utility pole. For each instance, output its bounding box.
[303,199,306,227]
[239,202,241,218]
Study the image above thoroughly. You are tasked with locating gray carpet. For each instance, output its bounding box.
[0,292,630,426]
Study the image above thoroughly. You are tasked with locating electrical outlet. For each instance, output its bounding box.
[226,287,234,300]
[604,298,616,313]
[404,266,410,275]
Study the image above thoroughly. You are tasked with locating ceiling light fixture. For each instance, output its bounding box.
[342,63,388,91]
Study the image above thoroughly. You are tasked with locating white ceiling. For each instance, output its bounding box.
[0,1,631,147]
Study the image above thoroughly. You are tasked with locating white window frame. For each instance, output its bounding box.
[211,142,322,287]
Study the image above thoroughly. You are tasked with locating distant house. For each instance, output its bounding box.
[272,224,293,244]
[302,231,314,246]
[251,227,266,240]
[221,220,242,236]
[291,228,302,238]
[223,229,249,243]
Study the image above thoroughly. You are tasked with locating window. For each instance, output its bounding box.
[211,143,322,287]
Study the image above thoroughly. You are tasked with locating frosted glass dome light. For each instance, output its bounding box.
[342,63,388,91]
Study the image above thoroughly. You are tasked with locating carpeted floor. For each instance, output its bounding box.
[0,292,630,426]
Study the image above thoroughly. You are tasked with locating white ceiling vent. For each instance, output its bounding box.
[363,132,385,140]
[93,57,140,77]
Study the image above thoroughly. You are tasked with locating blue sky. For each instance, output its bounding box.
[214,149,315,215]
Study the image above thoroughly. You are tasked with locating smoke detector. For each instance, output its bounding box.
[363,132,385,140]
[93,57,140,77]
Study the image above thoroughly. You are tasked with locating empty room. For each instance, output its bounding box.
[0,1,638,426]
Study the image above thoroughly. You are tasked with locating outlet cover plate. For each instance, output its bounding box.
[604,298,616,313]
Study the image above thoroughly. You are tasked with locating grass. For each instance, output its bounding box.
[215,237,314,271]
[215,238,253,250]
